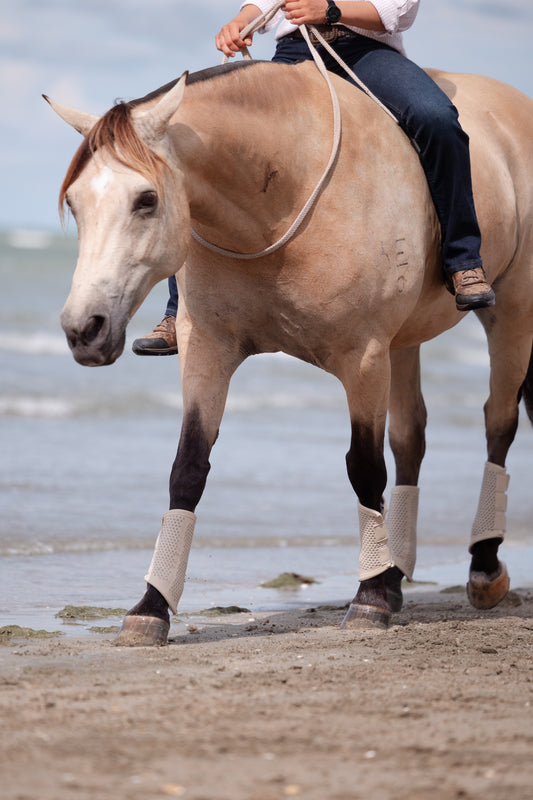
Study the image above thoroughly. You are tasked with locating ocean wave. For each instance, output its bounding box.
[0,534,357,558]
[0,391,344,419]
[0,396,74,418]
[4,229,55,250]
[0,332,70,355]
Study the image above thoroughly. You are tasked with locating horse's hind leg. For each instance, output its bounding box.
[337,343,396,629]
[384,346,427,612]
[467,313,533,608]
[116,335,241,646]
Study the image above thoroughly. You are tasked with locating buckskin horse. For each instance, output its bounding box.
[45,59,533,645]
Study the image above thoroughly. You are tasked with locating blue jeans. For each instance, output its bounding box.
[166,276,178,316]
[273,33,483,276]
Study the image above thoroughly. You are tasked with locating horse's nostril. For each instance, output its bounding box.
[81,315,106,345]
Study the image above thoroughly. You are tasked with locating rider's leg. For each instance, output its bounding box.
[273,33,495,312]
[132,276,179,356]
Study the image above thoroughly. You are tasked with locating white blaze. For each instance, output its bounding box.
[91,165,115,205]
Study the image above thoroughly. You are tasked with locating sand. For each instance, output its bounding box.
[1,586,532,800]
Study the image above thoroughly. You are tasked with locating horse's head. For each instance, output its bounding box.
[45,74,190,365]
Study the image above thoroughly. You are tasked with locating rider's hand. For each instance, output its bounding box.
[215,20,255,58]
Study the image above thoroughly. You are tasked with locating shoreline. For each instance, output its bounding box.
[1,587,532,800]
[3,542,533,638]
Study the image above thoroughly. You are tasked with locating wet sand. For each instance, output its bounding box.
[1,587,532,800]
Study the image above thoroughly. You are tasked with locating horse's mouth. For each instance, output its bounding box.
[61,310,126,366]
[69,340,125,367]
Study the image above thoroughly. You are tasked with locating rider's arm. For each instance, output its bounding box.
[284,2,419,32]
[216,1,419,58]
[285,2,385,31]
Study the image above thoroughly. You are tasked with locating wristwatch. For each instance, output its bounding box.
[325,1,342,24]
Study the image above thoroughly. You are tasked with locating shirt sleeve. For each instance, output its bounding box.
[370,0,420,33]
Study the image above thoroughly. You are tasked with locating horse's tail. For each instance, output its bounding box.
[520,341,533,425]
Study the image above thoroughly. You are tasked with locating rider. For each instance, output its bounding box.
[132,0,495,356]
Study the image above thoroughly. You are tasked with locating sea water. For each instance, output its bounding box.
[1,230,532,633]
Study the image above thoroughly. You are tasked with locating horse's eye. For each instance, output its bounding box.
[135,190,157,212]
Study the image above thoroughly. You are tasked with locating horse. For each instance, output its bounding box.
[45,59,533,646]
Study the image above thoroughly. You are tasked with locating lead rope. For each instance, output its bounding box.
[190,5,398,260]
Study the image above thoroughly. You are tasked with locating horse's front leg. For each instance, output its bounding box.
[383,345,427,612]
[337,343,396,630]
[116,335,241,646]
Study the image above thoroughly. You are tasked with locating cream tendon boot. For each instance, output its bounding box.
[341,503,394,630]
[469,461,509,552]
[467,462,510,609]
[387,486,419,582]
[145,509,196,613]
[358,502,394,581]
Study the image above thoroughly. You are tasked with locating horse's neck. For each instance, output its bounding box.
[171,71,333,252]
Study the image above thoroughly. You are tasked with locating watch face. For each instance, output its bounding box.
[326,3,342,23]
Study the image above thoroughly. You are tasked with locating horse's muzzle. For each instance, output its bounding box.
[61,310,126,366]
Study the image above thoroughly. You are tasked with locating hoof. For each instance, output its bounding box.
[340,603,391,630]
[467,561,510,610]
[114,615,169,647]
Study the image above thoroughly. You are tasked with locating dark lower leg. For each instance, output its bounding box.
[127,583,170,623]
[353,572,391,611]
[126,406,213,621]
[345,421,392,615]
[345,423,387,512]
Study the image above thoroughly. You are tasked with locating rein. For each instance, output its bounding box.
[190,3,398,260]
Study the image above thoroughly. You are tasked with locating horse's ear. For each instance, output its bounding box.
[43,95,99,137]
[134,72,188,143]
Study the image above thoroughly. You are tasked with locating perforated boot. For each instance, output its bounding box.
[132,314,178,356]
[452,267,495,312]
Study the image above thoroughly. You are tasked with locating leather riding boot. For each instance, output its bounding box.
[452,267,495,312]
[132,314,178,356]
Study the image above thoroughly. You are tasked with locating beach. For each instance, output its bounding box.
[2,230,533,632]
[1,587,532,800]
[1,231,533,798]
